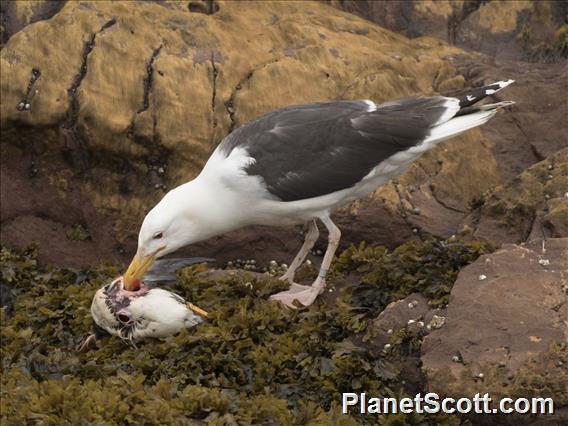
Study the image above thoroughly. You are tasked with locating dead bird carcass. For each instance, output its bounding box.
[79,276,208,351]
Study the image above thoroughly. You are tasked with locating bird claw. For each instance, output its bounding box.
[77,334,97,353]
[270,282,324,308]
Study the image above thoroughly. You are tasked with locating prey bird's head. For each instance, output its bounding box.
[91,277,204,342]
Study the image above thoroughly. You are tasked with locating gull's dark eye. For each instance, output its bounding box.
[117,313,131,324]
[153,232,163,239]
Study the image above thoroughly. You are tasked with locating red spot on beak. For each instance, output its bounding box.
[129,278,141,291]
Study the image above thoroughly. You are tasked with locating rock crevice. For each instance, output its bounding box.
[16,68,41,111]
[60,18,117,171]
[138,44,163,115]
[226,58,280,134]
[210,53,218,127]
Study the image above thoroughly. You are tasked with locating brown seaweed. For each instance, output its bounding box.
[1,239,495,424]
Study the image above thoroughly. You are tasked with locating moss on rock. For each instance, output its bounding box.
[473,149,567,242]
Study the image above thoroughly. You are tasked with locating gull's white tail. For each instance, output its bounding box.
[424,100,514,144]
[422,76,516,145]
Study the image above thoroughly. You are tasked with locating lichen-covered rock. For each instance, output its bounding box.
[1,0,505,266]
[470,149,568,243]
[421,238,567,413]
[0,0,65,45]
[543,197,568,237]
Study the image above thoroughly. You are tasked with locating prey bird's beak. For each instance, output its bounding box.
[124,254,155,291]
[187,302,209,318]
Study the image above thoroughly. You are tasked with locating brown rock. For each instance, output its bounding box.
[329,0,451,40]
[0,0,65,46]
[333,1,567,61]
[544,198,568,238]
[421,238,567,394]
[0,143,126,268]
[369,292,430,348]
[468,150,568,243]
[455,57,568,180]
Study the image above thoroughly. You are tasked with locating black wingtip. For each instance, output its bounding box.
[450,79,515,109]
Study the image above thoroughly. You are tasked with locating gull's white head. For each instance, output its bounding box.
[123,185,203,290]
[123,175,241,291]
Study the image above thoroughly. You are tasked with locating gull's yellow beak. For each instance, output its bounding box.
[123,254,155,291]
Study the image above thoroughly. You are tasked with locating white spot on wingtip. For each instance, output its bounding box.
[466,95,475,101]
[486,80,515,96]
[499,79,515,88]
[363,99,377,112]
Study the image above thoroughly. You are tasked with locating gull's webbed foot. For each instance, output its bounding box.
[269,279,325,308]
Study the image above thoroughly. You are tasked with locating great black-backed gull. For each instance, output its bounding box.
[124,80,514,307]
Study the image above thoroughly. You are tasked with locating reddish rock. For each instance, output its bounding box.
[421,238,567,390]
[332,1,567,61]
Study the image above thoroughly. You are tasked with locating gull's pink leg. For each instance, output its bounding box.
[279,220,319,283]
[270,214,340,308]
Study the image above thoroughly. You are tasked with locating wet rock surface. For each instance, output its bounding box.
[369,293,431,348]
